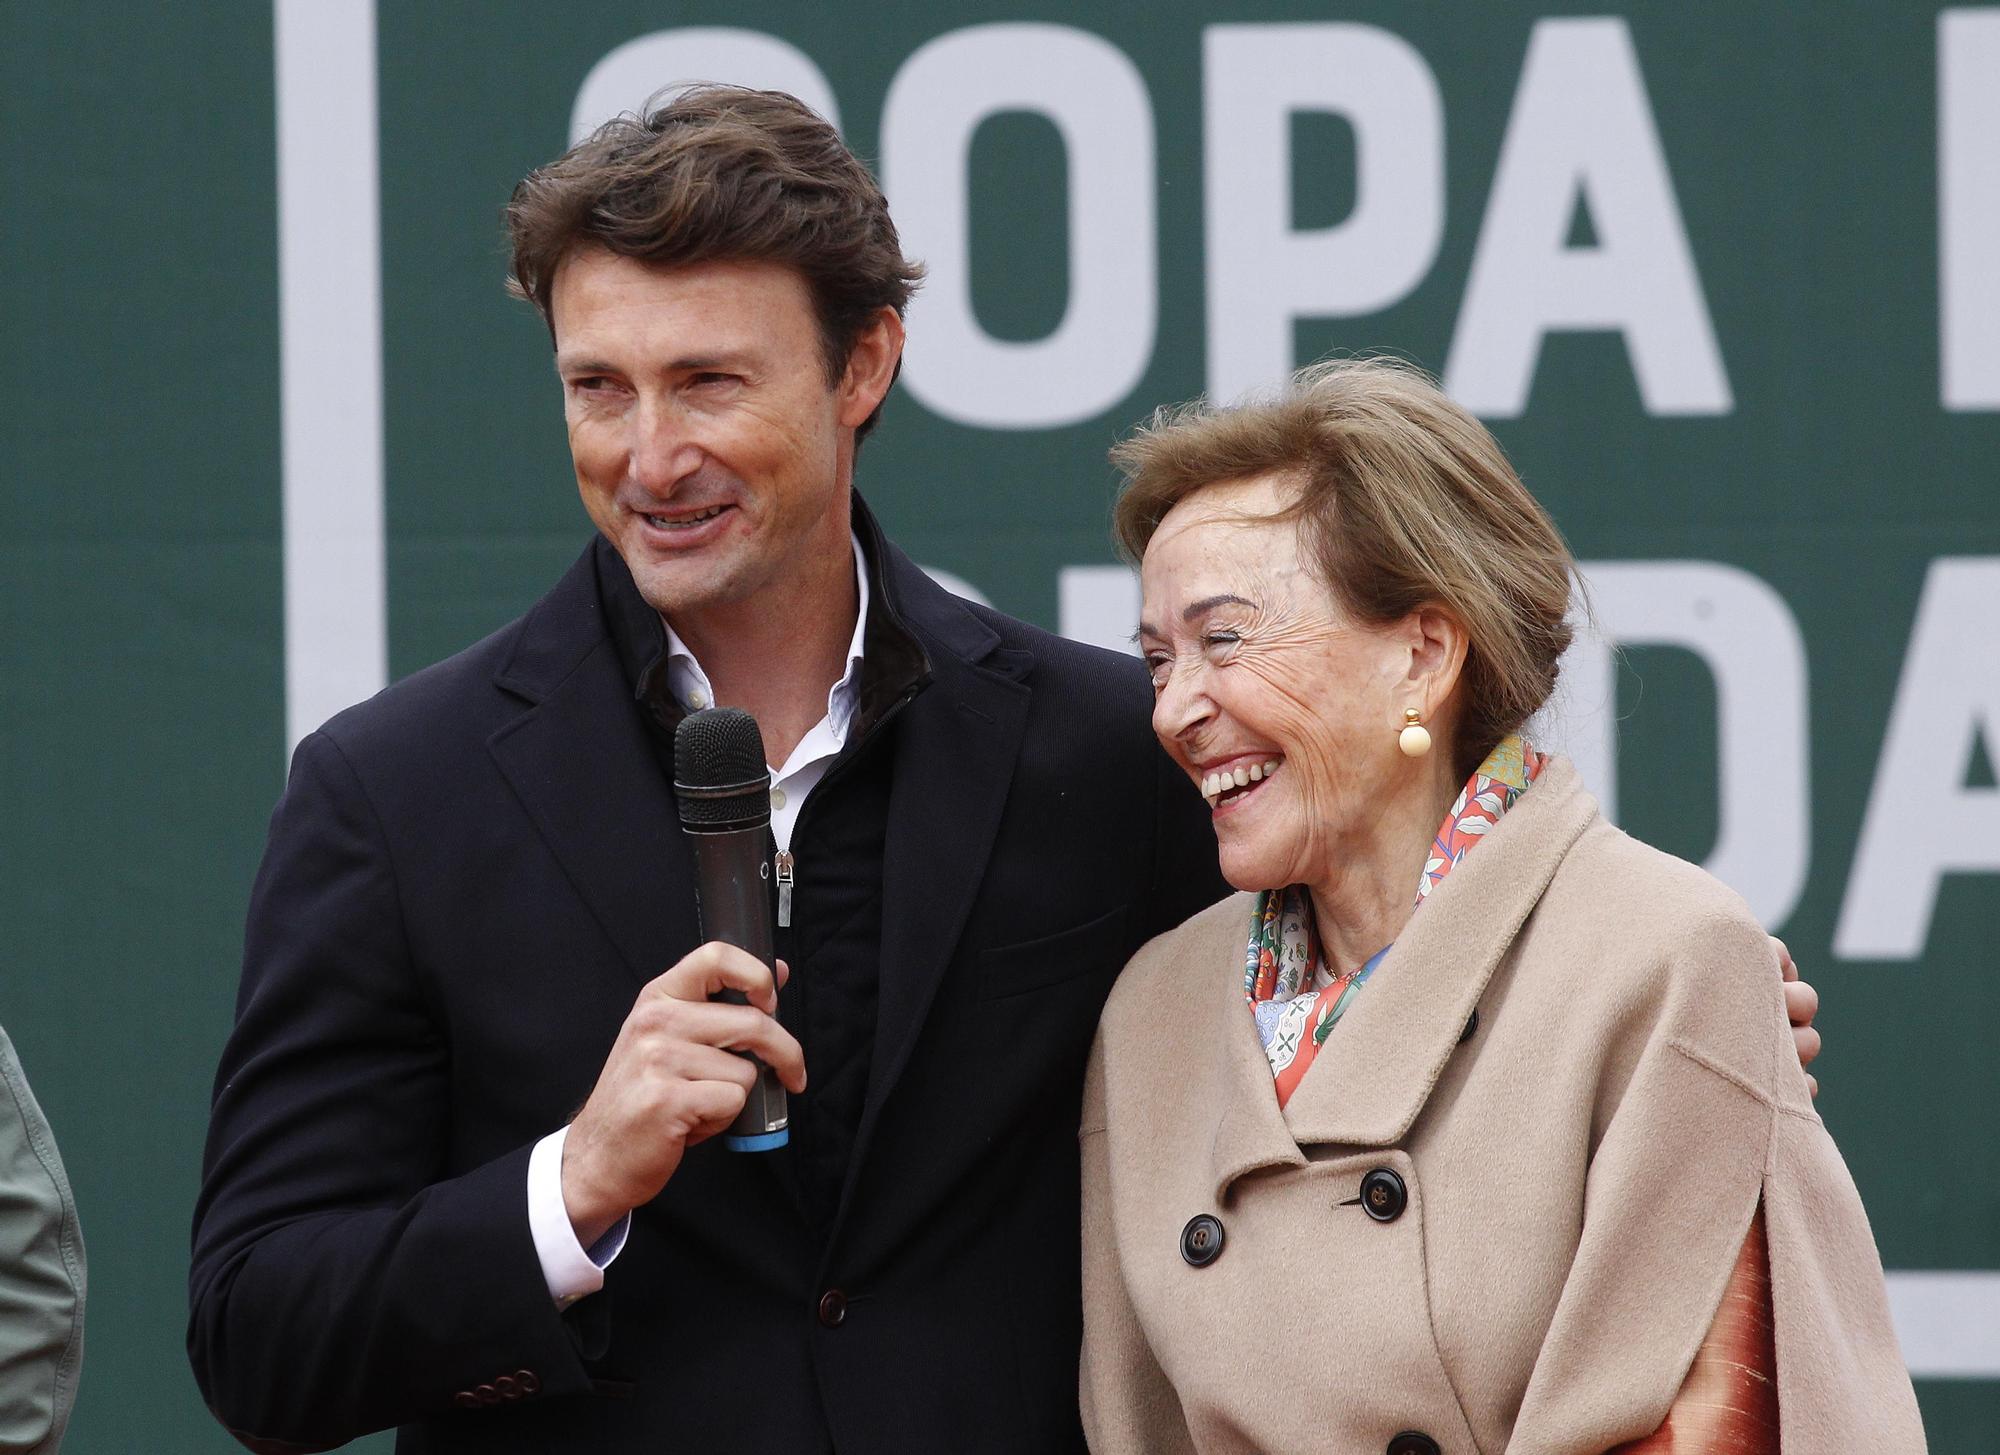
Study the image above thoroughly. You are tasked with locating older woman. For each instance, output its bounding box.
[1079,360,1923,1455]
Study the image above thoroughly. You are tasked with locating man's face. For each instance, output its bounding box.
[551,250,878,625]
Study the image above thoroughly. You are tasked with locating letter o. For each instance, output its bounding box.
[883,24,1157,430]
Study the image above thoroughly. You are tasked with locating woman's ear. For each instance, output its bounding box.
[1405,604,1469,714]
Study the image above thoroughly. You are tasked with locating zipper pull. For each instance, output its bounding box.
[774,851,795,928]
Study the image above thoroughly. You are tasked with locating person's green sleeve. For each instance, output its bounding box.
[0,1025,83,1453]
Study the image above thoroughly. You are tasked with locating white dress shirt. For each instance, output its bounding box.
[527,535,871,1303]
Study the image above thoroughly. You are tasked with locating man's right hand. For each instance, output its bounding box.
[560,942,806,1247]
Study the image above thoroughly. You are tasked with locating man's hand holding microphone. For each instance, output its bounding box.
[561,708,804,1248]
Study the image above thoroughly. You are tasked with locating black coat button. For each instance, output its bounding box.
[1458,1009,1478,1043]
[1361,1168,1407,1223]
[1387,1433,1441,1455]
[514,1368,540,1395]
[1180,1214,1225,1267]
[817,1289,848,1327]
[452,1391,480,1409]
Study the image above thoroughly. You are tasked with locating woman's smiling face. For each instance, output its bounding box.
[1138,473,1422,894]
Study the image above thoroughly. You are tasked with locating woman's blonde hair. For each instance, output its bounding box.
[1111,357,1577,777]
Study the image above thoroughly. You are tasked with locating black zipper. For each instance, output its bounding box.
[770,681,925,930]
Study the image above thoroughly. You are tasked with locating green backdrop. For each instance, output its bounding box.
[3,3,1995,1449]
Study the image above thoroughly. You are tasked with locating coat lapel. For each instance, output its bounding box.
[1189,898,1314,1202]
[843,543,1032,1189]
[486,545,700,988]
[1274,757,1600,1152]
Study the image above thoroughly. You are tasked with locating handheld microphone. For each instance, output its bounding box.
[673,707,789,1153]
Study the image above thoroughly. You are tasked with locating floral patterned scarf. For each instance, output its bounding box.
[1246,735,1547,1108]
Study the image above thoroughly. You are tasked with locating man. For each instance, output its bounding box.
[189,88,1819,1453]
[190,88,1222,1454]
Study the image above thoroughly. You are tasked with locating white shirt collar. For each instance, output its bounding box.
[661,530,870,757]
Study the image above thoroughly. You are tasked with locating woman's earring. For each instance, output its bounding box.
[1398,708,1432,759]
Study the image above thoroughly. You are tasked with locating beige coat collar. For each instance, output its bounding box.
[1206,756,1600,1199]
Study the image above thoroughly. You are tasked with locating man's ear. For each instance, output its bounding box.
[838,307,904,430]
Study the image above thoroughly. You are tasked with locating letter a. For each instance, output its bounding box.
[1444,18,1731,417]
[1837,558,2000,959]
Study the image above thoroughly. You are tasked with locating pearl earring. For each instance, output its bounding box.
[1398,708,1431,759]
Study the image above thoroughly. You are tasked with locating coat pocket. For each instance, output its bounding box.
[977,903,1131,1002]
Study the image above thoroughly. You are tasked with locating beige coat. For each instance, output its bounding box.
[1080,758,1924,1454]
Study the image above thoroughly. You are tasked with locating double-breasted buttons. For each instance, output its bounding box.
[817,1289,848,1327]
[1387,1432,1441,1455]
[1360,1168,1408,1223]
[1458,1009,1479,1044]
[1180,1214,1225,1267]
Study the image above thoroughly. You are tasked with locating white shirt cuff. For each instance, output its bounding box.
[527,1125,630,1306]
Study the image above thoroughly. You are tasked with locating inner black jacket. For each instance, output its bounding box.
[188,509,1226,1453]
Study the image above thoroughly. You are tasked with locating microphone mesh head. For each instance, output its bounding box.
[674,708,772,830]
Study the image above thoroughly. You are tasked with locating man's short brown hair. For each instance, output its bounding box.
[506,86,924,439]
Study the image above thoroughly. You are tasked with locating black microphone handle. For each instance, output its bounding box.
[688,821,789,1150]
